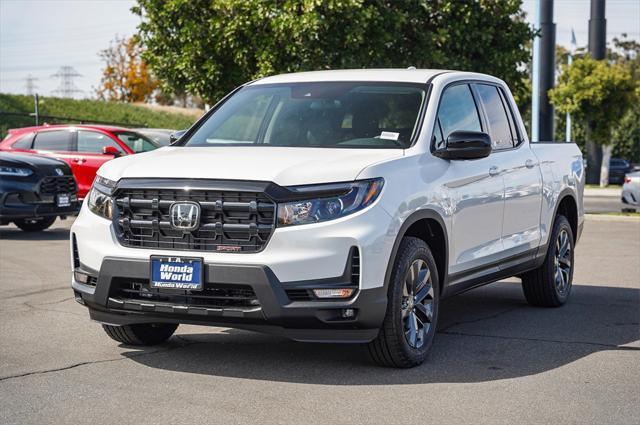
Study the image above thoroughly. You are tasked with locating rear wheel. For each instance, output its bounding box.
[521,215,574,307]
[368,237,439,368]
[102,323,178,346]
[13,216,56,232]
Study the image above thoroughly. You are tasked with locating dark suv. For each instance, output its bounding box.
[609,158,633,185]
[0,152,79,231]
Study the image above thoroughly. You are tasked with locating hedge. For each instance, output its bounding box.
[0,94,197,138]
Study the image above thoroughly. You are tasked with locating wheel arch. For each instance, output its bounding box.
[554,190,578,241]
[384,210,449,294]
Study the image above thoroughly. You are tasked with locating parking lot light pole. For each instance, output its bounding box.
[531,0,541,142]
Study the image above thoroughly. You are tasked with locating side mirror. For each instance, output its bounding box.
[169,129,187,145]
[433,130,492,160]
[102,146,122,157]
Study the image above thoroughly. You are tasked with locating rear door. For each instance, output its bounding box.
[72,130,126,197]
[32,129,75,167]
[473,83,542,262]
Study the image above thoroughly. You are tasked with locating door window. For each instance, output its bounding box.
[114,132,158,153]
[434,84,482,149]
[33,130,72,151]
[474,84,515,150]
[76,130,124,154]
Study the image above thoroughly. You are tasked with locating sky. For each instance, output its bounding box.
[1,0,639,98]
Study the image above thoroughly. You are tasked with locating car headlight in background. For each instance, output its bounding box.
[0,166,33,177]
[277,178,384,227]
[87,176,116,219]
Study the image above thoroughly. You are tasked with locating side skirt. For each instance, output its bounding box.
[442,245,547,298]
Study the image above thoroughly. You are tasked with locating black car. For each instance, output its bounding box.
[0,152,80,231]
[609,158,633,185]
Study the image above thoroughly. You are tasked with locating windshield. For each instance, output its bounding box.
[114,132,159,153]
[184,82,426,149]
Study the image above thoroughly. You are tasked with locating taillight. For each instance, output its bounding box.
[624,176,632,184]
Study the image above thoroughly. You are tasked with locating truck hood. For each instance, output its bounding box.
[98,146,403,186]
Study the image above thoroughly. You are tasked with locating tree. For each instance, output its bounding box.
[549,56,636,186]
[132,0,533,105]
[610,36,640,166]
[97,35,157,102]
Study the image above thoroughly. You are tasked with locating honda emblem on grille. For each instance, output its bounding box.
[54,168,64,176]
[169,202,200,231]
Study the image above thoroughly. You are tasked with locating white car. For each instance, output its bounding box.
[622,171,640,212]
[70,69,584,367]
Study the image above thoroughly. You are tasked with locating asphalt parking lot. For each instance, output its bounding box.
[0,216,638,425]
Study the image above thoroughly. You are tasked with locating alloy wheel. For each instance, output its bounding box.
[554,228,572,295]
[401,259,435,348]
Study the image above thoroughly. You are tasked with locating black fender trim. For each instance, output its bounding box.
[540,188,579,259]
[383,209,449,294]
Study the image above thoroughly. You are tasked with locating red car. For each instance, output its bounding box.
[0,125,159,199]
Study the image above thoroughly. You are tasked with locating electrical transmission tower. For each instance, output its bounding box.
[51,66,82,98]
[25,74,39,96]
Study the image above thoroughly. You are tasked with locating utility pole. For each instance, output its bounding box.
[51,66,82,98]
[538,0,556,142]
[25,74,38,96]
[34,94,39,126]
[586,0,606,184]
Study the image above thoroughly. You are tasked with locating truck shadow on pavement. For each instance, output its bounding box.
[0,226,70,241]
[123,282,639,384]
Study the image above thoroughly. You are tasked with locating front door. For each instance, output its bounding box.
[433,83,505,283]
[72,130,125,198]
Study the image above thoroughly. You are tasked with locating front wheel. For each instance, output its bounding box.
[521,215,574,307]
[102,323,178,346]
[368,237,439,368]
[13,216,56,232]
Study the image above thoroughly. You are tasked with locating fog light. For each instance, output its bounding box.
[341,308,355,319]
[74,271,89,284]
[312,288,354,299]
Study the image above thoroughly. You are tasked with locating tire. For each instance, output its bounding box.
[521,215,574,307]
[102,323,178,346]
[13,216,56,232]
[367,237,440,368]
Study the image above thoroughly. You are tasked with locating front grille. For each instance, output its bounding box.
[40,176,77,195]
[115,187,276,252]
[112,279,260,309]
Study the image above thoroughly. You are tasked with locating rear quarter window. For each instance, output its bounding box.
[12,133,34,149]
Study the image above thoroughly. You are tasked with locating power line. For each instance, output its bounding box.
[51,66,83,98]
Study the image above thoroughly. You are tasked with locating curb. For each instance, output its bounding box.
[585,214,640,222]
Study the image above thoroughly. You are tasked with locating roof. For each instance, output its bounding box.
[8,124,133,134]
[250,68,452,85]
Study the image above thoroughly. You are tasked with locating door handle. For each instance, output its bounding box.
[72,157,85,164]
[488,166,501,177]
[525,159,536,169]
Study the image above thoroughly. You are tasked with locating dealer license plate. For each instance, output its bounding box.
[56,194,71,207]
[150,256,203,290]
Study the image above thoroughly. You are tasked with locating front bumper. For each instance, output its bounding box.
[0,192,79,222]
[72,257,387,343]
[71,199,397,343]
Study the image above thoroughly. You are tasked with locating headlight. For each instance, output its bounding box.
[0,166,33,177]
[87,176,116,219]
[277,178,384,227]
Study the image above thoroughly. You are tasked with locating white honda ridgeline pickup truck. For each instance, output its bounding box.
[71,69,584,367]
